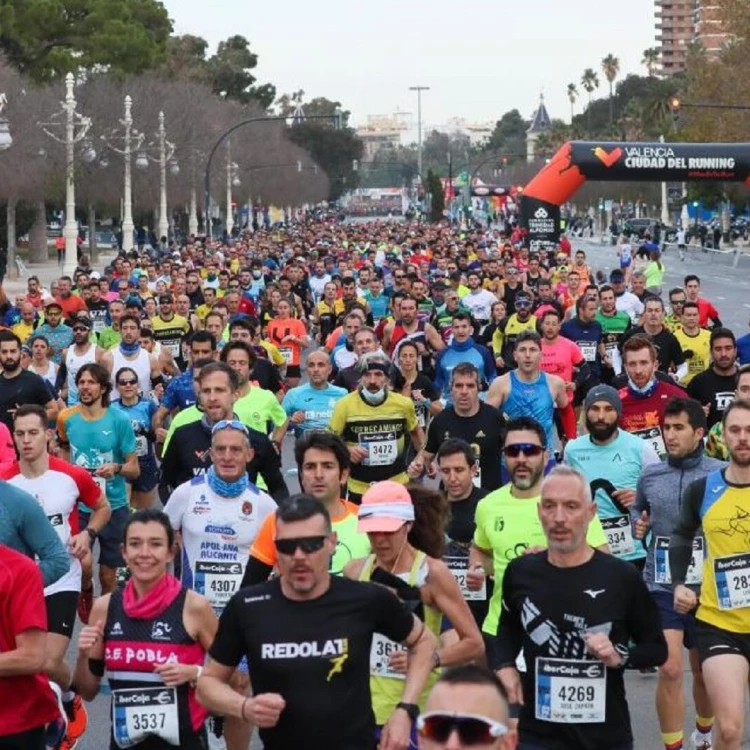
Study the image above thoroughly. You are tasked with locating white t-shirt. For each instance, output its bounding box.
[461,289,498,322]
[165,475,276,613]
[1,457,102,596]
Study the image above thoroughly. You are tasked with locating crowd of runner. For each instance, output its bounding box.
[2,215,750,750]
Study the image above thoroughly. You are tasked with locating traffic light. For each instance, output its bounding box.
[669,97,680,127]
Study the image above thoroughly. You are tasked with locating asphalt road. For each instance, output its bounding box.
[71,237,750,748]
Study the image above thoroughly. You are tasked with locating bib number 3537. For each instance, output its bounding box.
[535,658,606,724]
[113,687,179,748]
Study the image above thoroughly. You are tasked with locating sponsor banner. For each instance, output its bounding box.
[521,196,561,248]
[571,141,750,183]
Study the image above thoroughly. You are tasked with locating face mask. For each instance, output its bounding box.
[627,377,657,397]
[361,387,386,405]
[252,271,262,280]
[207,272,217,281]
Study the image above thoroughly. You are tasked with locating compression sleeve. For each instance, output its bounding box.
[493,560,525,667]
[668,476,706,585]
[623,567,668,669]
[241,556,274,588]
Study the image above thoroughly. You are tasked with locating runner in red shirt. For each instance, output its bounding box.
[684,274,721,328]
[0,544,60,749]
[618,335,687,458]
[540,310,587,440]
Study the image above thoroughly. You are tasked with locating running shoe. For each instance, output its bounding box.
[45,682,68,749]
[690,730,712,750]
[77,585,94,625]
[63,694,88,742]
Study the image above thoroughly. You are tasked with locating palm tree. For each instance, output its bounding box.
[581,68,599,135]
[567,83,578,124]
[601,54,620,125]
[642,48,660,77]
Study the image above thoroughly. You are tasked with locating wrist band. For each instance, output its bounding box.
[241,697,250,721]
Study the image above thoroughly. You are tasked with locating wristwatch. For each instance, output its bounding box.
[396,702,420,723]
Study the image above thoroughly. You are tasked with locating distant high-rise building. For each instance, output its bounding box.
[655,0,696,75]
[694,2,731,57]
[656,0,730,75]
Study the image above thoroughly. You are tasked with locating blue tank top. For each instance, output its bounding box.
[505,370,555,449]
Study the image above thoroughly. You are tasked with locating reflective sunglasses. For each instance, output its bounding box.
[504,442,544,458]
[211,419,249,436]
[514,300,532,308]
[117,378,138,387]
[274,536,327,556]
[417,712,508,745]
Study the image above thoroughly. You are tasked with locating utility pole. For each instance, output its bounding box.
[409,86,430,180]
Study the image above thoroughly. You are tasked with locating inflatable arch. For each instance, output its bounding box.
[520,141,750,248]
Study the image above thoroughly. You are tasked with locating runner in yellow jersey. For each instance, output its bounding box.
[671,400,750,750]
[674,301,711,386]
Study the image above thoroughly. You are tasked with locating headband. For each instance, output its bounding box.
[358,502,415,523]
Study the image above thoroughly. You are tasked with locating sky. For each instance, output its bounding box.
[166,0,656,140]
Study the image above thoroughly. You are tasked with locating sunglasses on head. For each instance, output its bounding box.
[504,442,544,458]
[274,536,327,556]
[417,712,507,745]
[117,378,138,387]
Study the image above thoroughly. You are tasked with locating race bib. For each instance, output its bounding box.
[112,686,179,748]
[93,319,106,334]
[370,633,406,680]
[654,536,703,585]
[194,560,243,610]
[135,435,148,458]
[601,515,635,557]
[165,340,180,358]
[416,406,427,429]
[278,347,293,364]
[444,556,486,601]
[715,553,750,610]
[47,513,63,528]
[578,342,597,362]
[535,658,606,724]
[359,432,397,467]
[93,475,107,495]
[633,427,666,457]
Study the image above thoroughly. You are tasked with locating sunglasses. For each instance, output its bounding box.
[73,326,89,333]
[274,535,327,556]
[515,300,532,308]
[504,442,544,458]
[117,378,138,387]
[211,419,249,436]
[506,269,518,275]
[417,712,507,745]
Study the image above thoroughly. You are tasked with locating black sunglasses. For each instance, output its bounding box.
[417,712,507,745]
[504,442,544,458]
[274,536,327,556]
[117,378,138,387]
[72,326,89,332]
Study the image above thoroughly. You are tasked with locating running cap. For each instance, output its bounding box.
[358,481,415,533]
[584,384,622,417]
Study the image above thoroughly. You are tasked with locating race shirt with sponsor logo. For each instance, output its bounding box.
[165,475,276,613]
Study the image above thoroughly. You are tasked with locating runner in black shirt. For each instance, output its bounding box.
[411,363,505,491]
[494,465,666,750]
[436,438,492,630]
[0,330,57,432]
[687,328,739,429]
[197,495,436,750]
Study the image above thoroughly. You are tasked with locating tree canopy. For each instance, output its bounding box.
[0,0,172,82]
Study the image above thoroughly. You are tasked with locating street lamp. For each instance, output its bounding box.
[39,72,93,276]
[0,93,11,151]
[225,141,241,237]
[135,111,178,243]
[409,86,430,180]
[101,94,145,252]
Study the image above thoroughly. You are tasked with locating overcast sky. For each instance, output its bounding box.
[167,0,656,140]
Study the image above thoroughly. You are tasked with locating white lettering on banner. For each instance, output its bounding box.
[619,147,736,171]
[601,515,635,557]
[535,657,606,724]
[112,687,179,748]
[370,633,407,680]
[654,537,703,585]
[260,638,348,660]
[715,553,750,610]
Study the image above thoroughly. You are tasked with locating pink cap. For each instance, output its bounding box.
[357,481,415,533]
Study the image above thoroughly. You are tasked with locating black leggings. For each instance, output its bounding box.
[0,726,45,750]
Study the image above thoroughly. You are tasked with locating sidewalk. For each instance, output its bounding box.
[2,251,119,296]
